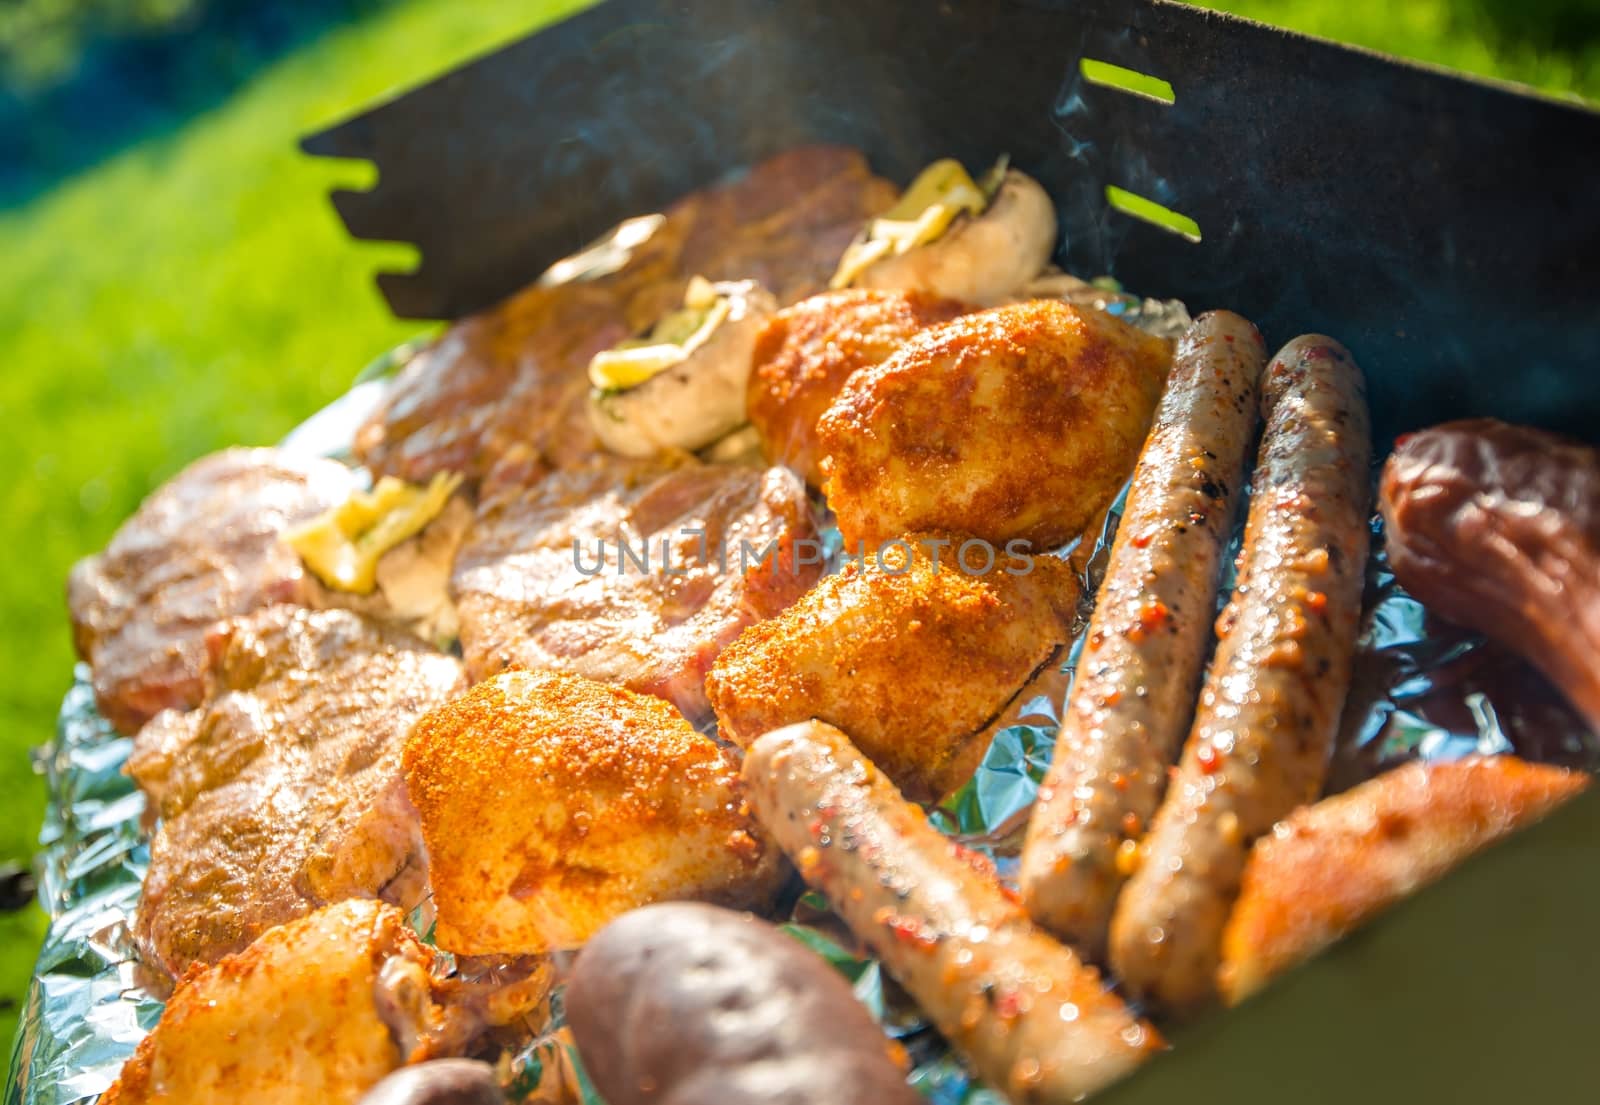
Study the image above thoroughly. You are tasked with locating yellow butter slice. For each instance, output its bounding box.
[285,470,462,594]
[588,283,732,391]
[830,159,995,289]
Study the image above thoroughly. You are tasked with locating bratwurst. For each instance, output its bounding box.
[1108,335,1372,1014]
[743,721,1161,1103]
[1021,311,1266,959]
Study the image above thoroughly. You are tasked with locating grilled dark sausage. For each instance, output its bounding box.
[565,902,919,1105]
[356,1061,506,1105]
[1380,418,1600,732]
[743,721,1161,1104]
[1108,335,1372,1015]
[1021,311,1266,959]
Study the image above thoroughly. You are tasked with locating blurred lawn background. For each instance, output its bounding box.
[1,0,1596,1058]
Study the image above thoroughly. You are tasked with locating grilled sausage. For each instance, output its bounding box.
[742,721,1161,1103]
[356,1061,506,1105]
[566,902,921,1105]
[1218,756,1588,1005]
[1020,311,1266,959]
[1108,334,1372,1015]
[1379,419,1600,733]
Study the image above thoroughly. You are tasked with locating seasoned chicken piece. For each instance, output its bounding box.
[128,607,463,980]
[103,901,463,1105]
[451,456,819,719]
[817,300,1172,550]
[707,535,1079,801]
[746,289,970,487]
[356,147,896,484]
[67,448,356,734]
[402,670,784,956]
[1219,757,1588,1004]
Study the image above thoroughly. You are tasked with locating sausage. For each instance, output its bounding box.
[1218,756,1587,1005]
[742,721,1161,1104]
[1020,310,1266,960]
[356,1060,506,1105]
[1379,418,1600,732]
[565,902,921,1105]
[1108,334,1372,1015]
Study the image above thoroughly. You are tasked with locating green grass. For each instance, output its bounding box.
[0,0,1594,1064]
[1198,1,1600,100]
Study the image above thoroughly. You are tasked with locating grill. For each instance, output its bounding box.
[303,3,1600,1101]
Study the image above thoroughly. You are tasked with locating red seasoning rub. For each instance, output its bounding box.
[746,288,971,487]
[816,299,1173,551]
[1220,756,1588,1004]
[403,671,784,957]
[1109,334,1372,1015]
[67,447,356,734]
[707,534,1080,803]
[1380,418,1600,733]
[1021,311,1267,960]
[742,721,1161,1104]
[103,901,471,1105]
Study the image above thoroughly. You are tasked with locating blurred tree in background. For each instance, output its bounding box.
[0,0,398,201]
[1,0,208,90]
[1465,0,1600,50]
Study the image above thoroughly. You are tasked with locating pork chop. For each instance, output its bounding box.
[128,606,463,981]
[67,447,357,735]
[354,146,897,484]
[451,456,818,719]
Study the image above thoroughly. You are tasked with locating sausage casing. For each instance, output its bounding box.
[742,721,1160,1104]
[1218,756,1587,1005]
[1380,418,1600,732]
[1108,334,1372,1014]
[1021,310,1266,959]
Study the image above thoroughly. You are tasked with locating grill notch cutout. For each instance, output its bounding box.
[1079,58,1176,105]
[1105,185,1202,242]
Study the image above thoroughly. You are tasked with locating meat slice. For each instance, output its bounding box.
[102,900,523,1105]
[402,670,785,957]
[67,447,356,734]
[129,606,463,980]
[666,146,900,306]
[356,146,897,484]
[1218,756,1588,1004]
[452,456,819,719]
[707,534,1079,802]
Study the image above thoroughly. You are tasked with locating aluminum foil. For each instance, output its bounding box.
[9,222,1594,1103]
[6,671,159,1105]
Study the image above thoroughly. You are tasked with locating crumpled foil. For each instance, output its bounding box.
[9,219,1595,1103]
[6,671,160,1105]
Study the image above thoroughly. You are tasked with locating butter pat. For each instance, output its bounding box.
[588,276,732,391]
[830,158,997,289]
[285,470,462,594]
